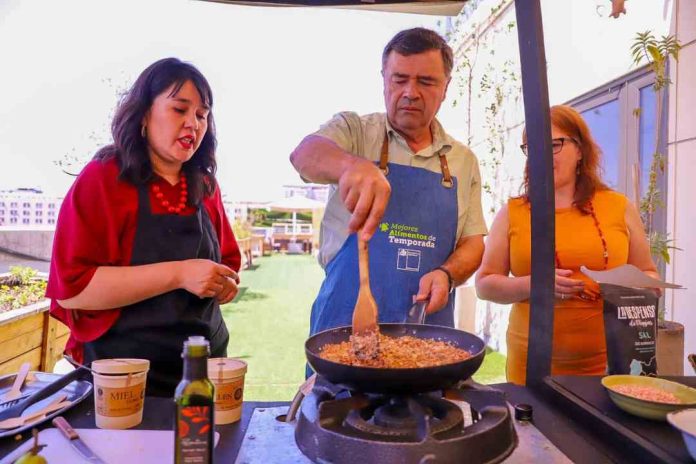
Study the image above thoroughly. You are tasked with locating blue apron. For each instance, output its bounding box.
[309,131,459,337]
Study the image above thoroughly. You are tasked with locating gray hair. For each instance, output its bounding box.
[381,27,453,77]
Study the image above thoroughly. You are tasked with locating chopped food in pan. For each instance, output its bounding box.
[319,333,472,368]
[611,385,682,404]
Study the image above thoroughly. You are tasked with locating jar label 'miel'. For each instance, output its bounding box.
[96,384,144,417]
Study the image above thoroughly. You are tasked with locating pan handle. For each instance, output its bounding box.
[285,374,316,423]
[406,300,428,324]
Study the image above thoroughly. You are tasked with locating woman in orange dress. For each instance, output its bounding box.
[475,105,659,385]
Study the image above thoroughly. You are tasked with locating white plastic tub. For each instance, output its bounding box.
[208,358,247,425]
[92,358,150,429]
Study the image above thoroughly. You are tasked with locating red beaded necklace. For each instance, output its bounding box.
[554,201,608,270]
[151,173,188,214]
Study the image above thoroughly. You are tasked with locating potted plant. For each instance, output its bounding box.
[630,31,683,375]
[0,266,69,374]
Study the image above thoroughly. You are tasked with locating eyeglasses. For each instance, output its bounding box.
[520,137,578,156]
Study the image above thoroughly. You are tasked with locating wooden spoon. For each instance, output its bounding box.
[351,235,380,360]
[0,362,31,404]
[0,394,69,430]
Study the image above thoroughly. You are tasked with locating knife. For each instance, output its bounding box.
[52,416,107,463]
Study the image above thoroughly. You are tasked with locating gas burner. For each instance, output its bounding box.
[343,394,463,440]
[295,376,517,464]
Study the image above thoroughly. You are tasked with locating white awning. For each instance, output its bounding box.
[196,1,466,16]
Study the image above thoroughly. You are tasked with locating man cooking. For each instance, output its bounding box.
[290,27,486,336]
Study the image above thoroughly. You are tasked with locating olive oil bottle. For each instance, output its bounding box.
[175,336,215,464]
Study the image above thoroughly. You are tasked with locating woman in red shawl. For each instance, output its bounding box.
[46,58,241,396]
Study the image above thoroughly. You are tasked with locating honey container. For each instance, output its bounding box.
[208,358,247,424]
[91,358,150,429]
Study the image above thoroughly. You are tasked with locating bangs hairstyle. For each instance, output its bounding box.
[521,105,608,213]
[382,27,453,77]
[95,57,217,205]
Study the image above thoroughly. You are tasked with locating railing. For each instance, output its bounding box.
[271,223,313,236]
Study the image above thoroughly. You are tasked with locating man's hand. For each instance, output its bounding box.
[178,259,239,299]
[338,158,391,241]
[415,270,450,314]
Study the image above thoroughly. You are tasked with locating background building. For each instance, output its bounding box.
[0,188,62,228]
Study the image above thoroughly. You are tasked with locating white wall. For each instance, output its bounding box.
[0,228,55,261]
[666,0,696,372]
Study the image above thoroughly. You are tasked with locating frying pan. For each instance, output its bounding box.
[305,323,486,394]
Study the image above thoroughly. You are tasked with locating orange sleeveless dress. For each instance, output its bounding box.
[506,189,630,385]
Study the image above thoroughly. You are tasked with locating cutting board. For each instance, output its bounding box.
[0,428,220,464]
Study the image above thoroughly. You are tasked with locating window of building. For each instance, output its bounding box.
[0,210,4,216]
[48,211,55,217]
[10,217,17,224]
[36,218,42,224]
[48,203,55,209]
[10,210,18,216]
[48,219,55,224]
[0,202,5,207]
[22,218,30,224]
[36,210,42,217]
[567,66,666,235]
[23,210,30,216]
[35,202,42,208]
[10,202,17,208]
[23,202,30,208]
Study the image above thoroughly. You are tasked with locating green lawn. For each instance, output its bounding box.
[222,254,505,401]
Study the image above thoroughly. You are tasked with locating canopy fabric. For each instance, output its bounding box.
[266,195,326,213]
[197,0,466,16]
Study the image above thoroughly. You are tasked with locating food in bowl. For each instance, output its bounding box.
[611,385,682,404]
[319,333,472,368]
[601,375,696,421]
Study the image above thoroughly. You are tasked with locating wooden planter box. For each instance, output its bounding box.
[0,300,69,375]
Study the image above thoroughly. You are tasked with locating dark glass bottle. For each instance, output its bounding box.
[174,336,215,464]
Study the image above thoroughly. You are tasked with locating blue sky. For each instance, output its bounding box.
[0,0,442,201]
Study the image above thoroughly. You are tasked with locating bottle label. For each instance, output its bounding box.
[95,383,145,417]
[177,406,212,463]
[215,378,244,411]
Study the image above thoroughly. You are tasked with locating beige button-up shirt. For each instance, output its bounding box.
[314,111,487,268]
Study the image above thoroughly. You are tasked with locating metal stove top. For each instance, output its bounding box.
[235,379,570,464]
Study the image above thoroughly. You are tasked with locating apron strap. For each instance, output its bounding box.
[379,132,390,176]
[439,153,453,189]
[380,130,453,188]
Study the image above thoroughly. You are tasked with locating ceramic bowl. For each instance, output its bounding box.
[601,375,696,421]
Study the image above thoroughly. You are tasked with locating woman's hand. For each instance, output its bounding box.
[554,268,585,301]
[178,259,239,299]
[216,275,240,304]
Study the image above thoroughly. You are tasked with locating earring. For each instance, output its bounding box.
[141,125,147,138]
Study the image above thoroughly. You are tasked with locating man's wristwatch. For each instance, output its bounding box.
[436,266,455,294]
